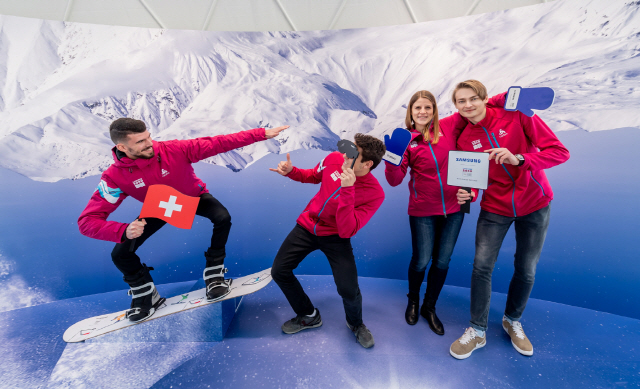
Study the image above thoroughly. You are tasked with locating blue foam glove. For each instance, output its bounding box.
[383,128,412,166]
[504,86,555,117]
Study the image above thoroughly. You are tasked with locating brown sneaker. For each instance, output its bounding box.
[449,327,486,359]
[502,317,533,356]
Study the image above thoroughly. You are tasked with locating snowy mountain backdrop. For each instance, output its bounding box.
[1,0,639,182]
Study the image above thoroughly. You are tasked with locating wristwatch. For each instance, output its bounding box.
[515,154,525,166]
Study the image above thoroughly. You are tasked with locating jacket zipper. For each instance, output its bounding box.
[428,142,447,217]
[530,171,545,196]
[313,187,341,235]
[481,127,517,217]
[412,176,417,199]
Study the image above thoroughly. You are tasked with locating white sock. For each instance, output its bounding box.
[306,309,317,318]
[503,315,513,325]
[474,328,485,338]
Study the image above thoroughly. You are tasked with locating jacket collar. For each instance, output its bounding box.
[408,122,435,142]
[470,106,498,130]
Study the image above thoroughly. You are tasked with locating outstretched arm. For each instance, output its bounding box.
[270,152,324,184]
[180,126,289,163]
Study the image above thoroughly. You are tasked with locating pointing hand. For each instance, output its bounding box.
[269,153,293,176]
[265,125,290,139]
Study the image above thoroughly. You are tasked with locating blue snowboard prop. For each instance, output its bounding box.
[383,128,412,166]
[504,86,555,117]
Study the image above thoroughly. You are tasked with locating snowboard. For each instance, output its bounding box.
[63,268,272,343]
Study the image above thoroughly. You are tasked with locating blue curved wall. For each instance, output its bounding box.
[0,0,639,320]
[0,127,638,319]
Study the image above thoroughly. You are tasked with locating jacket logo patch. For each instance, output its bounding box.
[97,180,122,204]
[162,169,170,177]
[499,129,508,138]
[330,171,341,181]
[133,178,145,189]
[472,140,482,150]
[410,141,418,148]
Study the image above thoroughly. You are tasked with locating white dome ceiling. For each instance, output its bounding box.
[0,0,553,31]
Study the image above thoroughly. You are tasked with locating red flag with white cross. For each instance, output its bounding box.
[139,185,200,229]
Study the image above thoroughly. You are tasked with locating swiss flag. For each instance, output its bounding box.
[139,185,200,229]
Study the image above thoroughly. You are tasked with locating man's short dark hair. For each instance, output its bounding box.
[354,133,386,170]
[109,118,147,145]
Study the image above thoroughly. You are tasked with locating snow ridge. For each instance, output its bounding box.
[0,0,639,182]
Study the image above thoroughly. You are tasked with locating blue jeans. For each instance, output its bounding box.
[408,212,464,298]
[470,204,551,331]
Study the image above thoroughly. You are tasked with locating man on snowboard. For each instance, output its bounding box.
[78,118,288,323]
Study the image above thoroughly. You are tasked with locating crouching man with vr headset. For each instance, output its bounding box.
[268,134,386,348]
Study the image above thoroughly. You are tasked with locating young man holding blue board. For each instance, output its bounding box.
[449,80,569,359]
[269,134,386,348]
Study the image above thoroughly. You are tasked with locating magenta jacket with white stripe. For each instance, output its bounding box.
[78,128,267,243]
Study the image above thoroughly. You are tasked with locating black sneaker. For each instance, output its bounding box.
[347,322,375,348]
[281,309,323,334]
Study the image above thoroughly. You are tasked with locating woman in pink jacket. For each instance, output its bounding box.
[385,90,466,335]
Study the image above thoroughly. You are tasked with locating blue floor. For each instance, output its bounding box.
[0,276,638,388]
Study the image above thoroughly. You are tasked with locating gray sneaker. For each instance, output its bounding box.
[347,322,375,348]
[281,309,322,334]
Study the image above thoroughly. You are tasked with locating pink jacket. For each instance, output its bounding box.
[287,152,385,238]
[456,95,570,217]
[384,114,467,217]
[78,128,267,243]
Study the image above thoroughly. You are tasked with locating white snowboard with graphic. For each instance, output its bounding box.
[63,268,272,343]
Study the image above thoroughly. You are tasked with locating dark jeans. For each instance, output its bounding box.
[408,212,464,298]
[271,224,363,327]
[111,193,232,278]
[470,204,551,331]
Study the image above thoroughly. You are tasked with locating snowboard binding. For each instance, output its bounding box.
[124,264,166,323]
[203,263,232,301]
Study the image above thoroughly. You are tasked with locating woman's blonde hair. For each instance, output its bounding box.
[405,90,441,144]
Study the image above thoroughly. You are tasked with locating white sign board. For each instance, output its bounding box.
[447,151,489,189]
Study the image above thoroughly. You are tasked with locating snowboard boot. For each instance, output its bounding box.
[203,250,232,301]
[420,265,448,335]
[124,264,166,323]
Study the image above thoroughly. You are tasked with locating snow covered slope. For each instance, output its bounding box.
[0,0,638,181]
